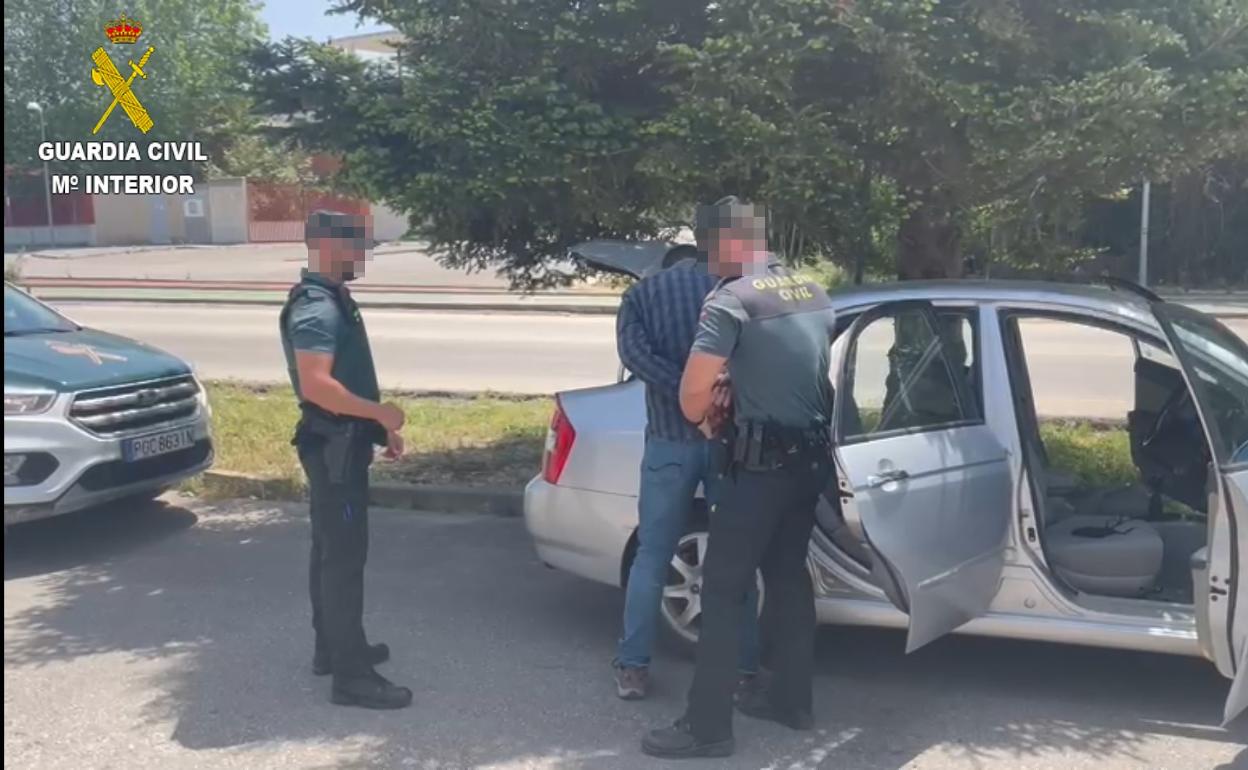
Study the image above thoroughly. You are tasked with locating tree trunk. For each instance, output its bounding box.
[854,164,872,285]
[897,200,962,280]
[1167,172,1206,286]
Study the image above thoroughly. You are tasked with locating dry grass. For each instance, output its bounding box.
[190,381,551,498]
[192,382,1139,501]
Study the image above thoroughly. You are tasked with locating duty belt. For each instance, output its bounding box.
[724,420,831,473]
[292,402,385,484]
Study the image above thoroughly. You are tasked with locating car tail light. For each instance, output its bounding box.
[542,398,576,485]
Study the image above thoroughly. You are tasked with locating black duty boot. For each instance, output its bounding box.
[735,687,814,731]
[641,718,734,759]
[330,671,413,710]
[313,642,391,676]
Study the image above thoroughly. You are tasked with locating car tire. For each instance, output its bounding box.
[658,529,765,658]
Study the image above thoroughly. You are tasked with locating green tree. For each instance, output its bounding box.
[660,0,1247,277]
[255,0,1247,284]
[254,1,719,286]
[4,0,267,176]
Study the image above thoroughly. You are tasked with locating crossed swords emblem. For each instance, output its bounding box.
[47,341,128,365]
[90,45,155,134]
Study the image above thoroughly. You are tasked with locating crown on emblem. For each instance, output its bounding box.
[105,14,143,45]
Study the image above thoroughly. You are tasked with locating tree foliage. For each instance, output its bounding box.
[4,0,268,177]
[254,0,1247,285]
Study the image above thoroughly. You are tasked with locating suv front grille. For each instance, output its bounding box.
[70,375,201,437]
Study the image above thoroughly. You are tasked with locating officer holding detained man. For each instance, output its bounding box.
[643,197,838,758]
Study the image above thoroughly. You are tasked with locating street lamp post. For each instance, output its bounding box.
[26,101,56,248]
[1138,179,1151,287]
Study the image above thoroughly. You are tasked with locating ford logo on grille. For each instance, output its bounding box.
[134,389,161,407]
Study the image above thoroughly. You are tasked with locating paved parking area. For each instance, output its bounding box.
[4,496,1246,769]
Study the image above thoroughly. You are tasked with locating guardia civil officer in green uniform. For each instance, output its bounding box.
[643,197,837,758]
[280,210,413,710]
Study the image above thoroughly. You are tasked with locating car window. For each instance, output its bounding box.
[841,306,978,442]
[1161,310,1248,465]
[1016,317,1137,419]
[1139,339,1179,369]
[4,284,77,336]
[939,311,981,417]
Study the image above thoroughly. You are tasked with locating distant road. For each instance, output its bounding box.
[49,301,1248,417]
[54,301,619,395]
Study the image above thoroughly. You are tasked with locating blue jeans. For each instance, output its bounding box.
[616,436,761,672]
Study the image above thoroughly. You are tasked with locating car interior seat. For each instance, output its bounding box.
[1005,321,1164,598]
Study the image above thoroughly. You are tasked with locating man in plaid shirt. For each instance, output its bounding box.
[612,240,761,701]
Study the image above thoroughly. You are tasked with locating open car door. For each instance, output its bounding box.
[1153,304,1248,725]
[831,300,1012,652]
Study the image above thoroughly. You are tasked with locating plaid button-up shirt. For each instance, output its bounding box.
[616,261,719,442]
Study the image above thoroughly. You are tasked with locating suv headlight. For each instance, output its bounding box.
[191,374,212,416]
[4,390,56,416]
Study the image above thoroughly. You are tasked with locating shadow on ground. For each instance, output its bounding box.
[4,498,197,581]
[4,497,1245,769]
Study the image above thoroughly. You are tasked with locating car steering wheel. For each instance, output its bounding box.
[1142,386,1191,448]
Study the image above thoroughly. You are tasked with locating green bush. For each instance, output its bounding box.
[4,256,23,284]
[1040,421,1137,487]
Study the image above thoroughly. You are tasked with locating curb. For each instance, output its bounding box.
[201,470,524,516]
[17,276,624,298]
[33,290,1248,319]
[32,292,621,315]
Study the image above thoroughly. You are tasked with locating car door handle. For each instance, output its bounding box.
[866,469,910,488]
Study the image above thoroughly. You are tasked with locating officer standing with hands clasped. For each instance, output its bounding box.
[643,197,838,758]
[280,210,413,710]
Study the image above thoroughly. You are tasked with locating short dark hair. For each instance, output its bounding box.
[305,210,365,242]
[694,195,766,246]
[661,243,706,269]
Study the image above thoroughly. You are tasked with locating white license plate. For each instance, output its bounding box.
[123,428,196,462]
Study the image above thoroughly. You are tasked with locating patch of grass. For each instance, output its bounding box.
[801,260,853,290]
[801,259,891,291]
[1039,420,1137,488]
[194,381,1141,501]
[195,381,551,499]
[4,255,24,284]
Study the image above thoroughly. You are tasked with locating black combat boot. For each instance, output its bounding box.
[641,718,734,759]
[330,670,413,710]
[313,642,390,676]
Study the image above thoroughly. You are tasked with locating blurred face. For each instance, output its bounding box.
[308,214,374,282]
[707,207,767,277]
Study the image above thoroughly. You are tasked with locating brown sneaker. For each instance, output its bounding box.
[615,665,648,700]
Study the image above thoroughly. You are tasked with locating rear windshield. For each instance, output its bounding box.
[4,284,78,336]
[1163,309,1248,466]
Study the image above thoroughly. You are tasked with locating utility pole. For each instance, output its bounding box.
[26,102,55,248]
[1138,179,1151,287]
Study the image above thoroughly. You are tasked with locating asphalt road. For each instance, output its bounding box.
[4,496,1245,769]
[48,300,1248,418]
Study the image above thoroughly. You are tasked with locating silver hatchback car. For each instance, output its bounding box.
[524,243,1248,724]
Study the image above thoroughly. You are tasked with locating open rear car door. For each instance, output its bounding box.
[1153,304,1248,725]
[830,300,1013,652]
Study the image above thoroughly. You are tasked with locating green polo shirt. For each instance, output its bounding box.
[281,269,380,403]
